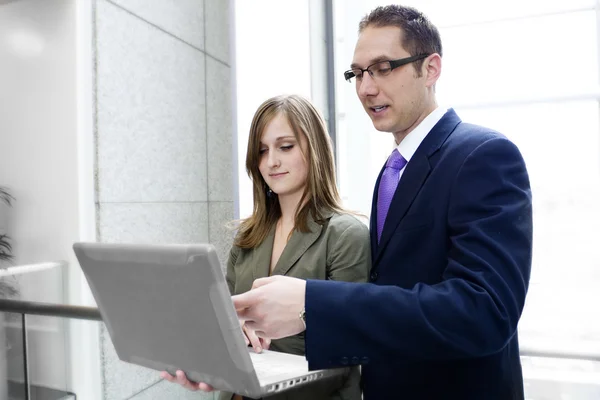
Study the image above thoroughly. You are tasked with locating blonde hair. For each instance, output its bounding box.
[235,94,345,249]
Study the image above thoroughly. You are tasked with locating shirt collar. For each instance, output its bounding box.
[397,106,448,162]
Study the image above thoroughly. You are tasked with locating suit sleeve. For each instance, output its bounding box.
[305,137,533,368]
[225,245,240,295]
[326,219,371,284]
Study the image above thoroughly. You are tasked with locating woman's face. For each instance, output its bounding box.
[258,114,309,200]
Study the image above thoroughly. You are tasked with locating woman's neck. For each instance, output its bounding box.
[277,191,305,225]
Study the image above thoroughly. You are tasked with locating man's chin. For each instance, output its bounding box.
[371,120,394,133]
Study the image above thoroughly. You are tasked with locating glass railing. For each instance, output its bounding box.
[522,355,600,399]
[2,288,600,399]
[0,300,101,400]
[1,261,101,400]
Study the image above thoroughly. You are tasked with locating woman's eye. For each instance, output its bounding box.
[280,145,294,151]
[259,148,267,155]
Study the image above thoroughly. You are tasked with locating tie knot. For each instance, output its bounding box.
[386,149,407,170]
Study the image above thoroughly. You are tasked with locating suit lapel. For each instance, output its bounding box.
[252,225,274,281]
[373,108,462,265]
[270,214,325,277]
[370,167,384,258]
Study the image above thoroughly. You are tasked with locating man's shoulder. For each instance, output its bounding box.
[453,121,507,143]
[443,120,517,158]
[429,110,513,158]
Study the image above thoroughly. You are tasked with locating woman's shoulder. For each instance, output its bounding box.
[228,242,247,263]
[326,212,370,238]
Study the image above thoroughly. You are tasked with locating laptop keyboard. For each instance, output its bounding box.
[248,349,310,381]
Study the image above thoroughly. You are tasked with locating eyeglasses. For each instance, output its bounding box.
[343,54,430,83]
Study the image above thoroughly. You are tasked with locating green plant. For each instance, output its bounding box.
[0,186,17,298]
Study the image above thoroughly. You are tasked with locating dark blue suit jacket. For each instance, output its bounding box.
[305,109,532,399]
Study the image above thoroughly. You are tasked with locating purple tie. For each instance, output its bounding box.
[377,149,407,242]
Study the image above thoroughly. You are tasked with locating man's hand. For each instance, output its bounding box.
[242,320,271,353]
[233,276,306,340]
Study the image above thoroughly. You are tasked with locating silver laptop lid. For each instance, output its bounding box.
[73,242,262,396]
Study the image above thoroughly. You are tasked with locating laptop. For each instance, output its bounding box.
[73,242,346,398]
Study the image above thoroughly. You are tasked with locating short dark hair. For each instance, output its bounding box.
[359,5,442,75]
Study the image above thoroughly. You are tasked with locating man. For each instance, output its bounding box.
[236,5,531,399]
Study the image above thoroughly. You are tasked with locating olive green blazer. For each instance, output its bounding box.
[218,212,371,400]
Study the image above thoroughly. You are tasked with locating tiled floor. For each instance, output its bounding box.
[8,381,75,400]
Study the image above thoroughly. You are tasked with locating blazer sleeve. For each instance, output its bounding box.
[304,137,533,369]
[326,219,371,284]
[225,245,240,295]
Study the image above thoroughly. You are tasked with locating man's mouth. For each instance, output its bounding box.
[371,105,388,113]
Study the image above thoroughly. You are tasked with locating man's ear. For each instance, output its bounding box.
[424,53,442,87]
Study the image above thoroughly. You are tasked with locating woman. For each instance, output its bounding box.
[163,94,370,399]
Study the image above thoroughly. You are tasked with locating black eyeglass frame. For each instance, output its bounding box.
[343,53,431,82]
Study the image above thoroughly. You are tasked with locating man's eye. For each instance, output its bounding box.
[375,67,391,75]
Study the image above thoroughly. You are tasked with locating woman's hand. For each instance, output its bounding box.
[159,321,270,393]
[160,370,215,392]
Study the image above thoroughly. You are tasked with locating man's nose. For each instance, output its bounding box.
[357,73,379,98]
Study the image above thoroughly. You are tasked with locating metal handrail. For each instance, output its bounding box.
[520,346,600,363]
[2,298,600,363]
[0,299,102,321]
[0,261,66,277]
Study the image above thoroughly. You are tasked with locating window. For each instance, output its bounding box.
[333,1,600,398]
[234,0,312,219]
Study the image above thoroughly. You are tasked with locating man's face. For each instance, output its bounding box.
[352,25,430,138]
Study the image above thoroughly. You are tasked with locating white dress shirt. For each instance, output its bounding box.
[396,106,448,182]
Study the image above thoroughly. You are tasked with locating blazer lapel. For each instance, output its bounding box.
[270,213,326,277]
[252,225,275,281]
[370,167,384,259]
[374,108,462,265]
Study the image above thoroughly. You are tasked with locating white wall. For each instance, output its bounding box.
[0,0,100,398]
